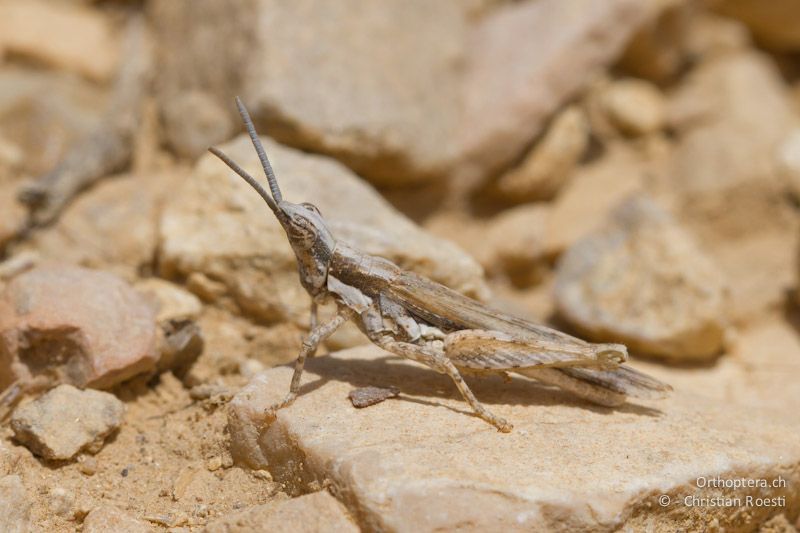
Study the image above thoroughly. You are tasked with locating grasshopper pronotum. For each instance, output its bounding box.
[209,98,671,432]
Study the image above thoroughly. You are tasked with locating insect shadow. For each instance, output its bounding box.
[297,352,665,419]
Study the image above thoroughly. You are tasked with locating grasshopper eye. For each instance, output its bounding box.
[301,203,321,216]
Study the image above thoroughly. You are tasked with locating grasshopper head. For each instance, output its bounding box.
[276,200,335,294]
[209,98,335,296]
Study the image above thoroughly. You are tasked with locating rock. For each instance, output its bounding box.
[0,0,119,82]
[134,279,205,374]
[543,145,648,256]
[681,11,751,60]
[456,0,651,175]
[159,135,488,325]
[777,129,800,202]
[161,91,235,160]
[0,67,108,177]
[492,106,588,202]
[10,384,125,461]
[425,205,551,287]
[349,386,400,408]
[617,1,691,83]
[715,0,800,51]
[48,486,74,517]
[0,67,107,249]
[156,319,204,375]
[667,51,796,226]
[0,252,38,283]
[203,491,358,533]
[711,228,799,323]
[0,475,31,533]
[485,205,551,287]
[151,0,466,187]
[601,79,666,136]
[229,345,800,531]
[555,197,728,361]
[134,278,205,376]
[135,278,203,323]
[17,171,188,281]
[0,182,25,250]
[84,506,153,533]
[0,265,158,391]
[633,318,800,425]
[618,4,750,83]
[666,51,799,319]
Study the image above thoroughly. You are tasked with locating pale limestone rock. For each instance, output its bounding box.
[777,129,800,202]
[229,345,800,532]
[0,475,30,533]
[544,145,647,256]
[203,491,358,533]
[48,486,73,517]
[716,0,800,51]
[134,279,204,375]
[425,206,551,287]
[618,1,691,83]
[632,319,800,426]
[0,68,108,177]
[485,205,551,287]
[134,278,203,323]
[619,4,750,83]
[151,0,466,186]
[160,135,488,325]
[11,384,125,460]
[0,184,25,250]
[493,106,588,202]
[84,506,153,533]
[18,171,187,281]
[162,91,235,160]
[555,197,728,361]
[457,0,651,175]
[0,265,158,391]
[0,68,107,249]
[681,12,751,59]
[0,0,119,82]
[667,51,800,320]
[602,79,666,136]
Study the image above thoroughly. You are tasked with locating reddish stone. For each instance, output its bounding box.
[0,265,157,390]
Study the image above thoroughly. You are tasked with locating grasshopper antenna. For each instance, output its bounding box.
[235,96,283,203]
[208,146,279,215]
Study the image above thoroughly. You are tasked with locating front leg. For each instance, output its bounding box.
[373,335,513,433]
[267,312,347,416]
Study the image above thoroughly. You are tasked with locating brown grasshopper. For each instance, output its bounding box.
[209,98,671,432]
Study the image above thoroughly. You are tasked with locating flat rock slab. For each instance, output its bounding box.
[230,346,800,532]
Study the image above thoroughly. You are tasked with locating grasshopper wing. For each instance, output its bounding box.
[384,270,671,400]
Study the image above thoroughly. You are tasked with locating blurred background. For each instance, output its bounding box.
[0,0,799,529]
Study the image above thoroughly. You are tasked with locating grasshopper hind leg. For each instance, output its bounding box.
[374,336,513,432]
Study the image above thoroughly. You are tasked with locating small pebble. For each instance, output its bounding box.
[10,384,125,461]
[78,456,98,476]
[238,358,266,379]
[206,456,222,472]
[348,386,401,408]
[252,470,272,481]
[49,486,73,517]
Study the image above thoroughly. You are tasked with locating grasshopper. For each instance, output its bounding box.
[209,98,671,432]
